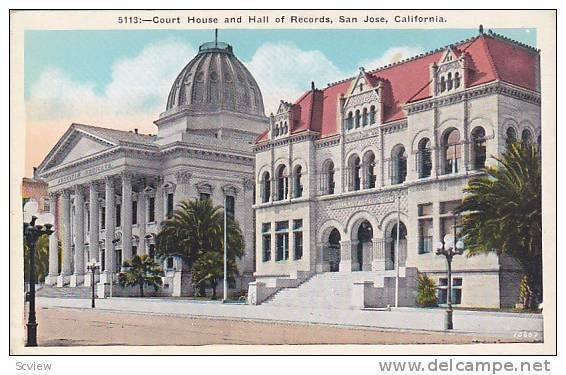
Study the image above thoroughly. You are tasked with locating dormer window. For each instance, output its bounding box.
[447,73,453,90]
[346,112,354,130]
[440,76,446,92]
[369,106,376,124]
[355,110,361,128]
[454,72,461,89]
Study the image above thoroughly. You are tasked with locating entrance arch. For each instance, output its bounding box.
[387,221,407,269]
[355,220,373,271]
[326,229,341,272]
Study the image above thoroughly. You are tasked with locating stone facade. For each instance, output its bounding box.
[251,31,541,308]
[35,40,268,296]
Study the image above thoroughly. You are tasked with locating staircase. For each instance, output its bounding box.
[263,271,382,310]
[36,285,93,299]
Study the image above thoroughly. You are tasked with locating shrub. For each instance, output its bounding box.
[416,274,438,307]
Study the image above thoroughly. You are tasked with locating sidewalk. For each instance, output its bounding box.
[37,297,543,339]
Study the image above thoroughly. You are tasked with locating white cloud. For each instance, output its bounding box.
[246,42,343,115]
[27,40,196,122]
[357,46,425,73]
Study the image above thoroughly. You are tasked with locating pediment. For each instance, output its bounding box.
[37,125,116,173]
[347,68,376,97]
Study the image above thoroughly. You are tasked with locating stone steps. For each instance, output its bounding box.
[36,285,93,299]
[264,271,380,310]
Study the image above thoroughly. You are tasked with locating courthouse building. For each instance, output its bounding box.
[249,29,541,308]
[36,39,268,296]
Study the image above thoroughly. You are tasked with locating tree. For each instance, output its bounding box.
[416,274,438,307]
[456,141,542,309]
[118,255,163,297]
[24,234,58,283]
[156,199,245,298]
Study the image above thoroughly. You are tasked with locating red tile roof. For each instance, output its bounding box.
[257,33,538,144]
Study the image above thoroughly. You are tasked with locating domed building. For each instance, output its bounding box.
[35,38,269,297]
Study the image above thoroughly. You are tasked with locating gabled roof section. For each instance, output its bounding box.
[37,123,157,173]
[254,31,539,144]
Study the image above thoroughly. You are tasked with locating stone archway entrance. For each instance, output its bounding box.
[388,222,407,269]
[356,220,373,271]
[326,228,341,272]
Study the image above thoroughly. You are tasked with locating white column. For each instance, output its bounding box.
[100,176,115,284]
[84,181,100,286]
[45,192,59,285]
[70,185,85,286]
[121,172,133,263]
[155,176,164,227]
[57,190,72,286]
[138,191,146,255]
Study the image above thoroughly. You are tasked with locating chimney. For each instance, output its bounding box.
[479,24,484,35]
[32,167,37,178]
[311,81,315,91]
[134,128,138,134]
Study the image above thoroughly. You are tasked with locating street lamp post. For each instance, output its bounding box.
[23,199,55,347]
[86,259,100,308]
[434,214,464,330]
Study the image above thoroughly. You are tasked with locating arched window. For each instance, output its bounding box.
[322,160,335,195]
[276,165,288,201]
[506,127,517,145]
[389,222,407,267]
[261,171,271,203]
[283,121,288,135]
[443,129,461,174]
[417,138,432,178]
[273,126,279,137]
[447,73,453,91]
[391,145,407,184]
[362,108,368,126]
[363,151,376,189]
[454,72,461,89]
[471,127,487,170]
[355,110,361,128]
[369,105,376,124]
[440,76,446,92]
[348,155,361,191]
[522,129,533,144]
[293,165,303,198]
[346,112,354,130]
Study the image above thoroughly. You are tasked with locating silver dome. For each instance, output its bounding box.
[166,41,265,117]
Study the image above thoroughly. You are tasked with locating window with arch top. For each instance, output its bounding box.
[471,127,487,170]
[362,108,368,126]
[417,138,432,178]
[522,129,533,144]
[276,165,288,201]
[293,165,303,198]
[355,110,361,128]
[261,171,271,203]
[346,112,354,130]
[348,155,361,191]
[322,160,335,195]
[363,151,376,189]
[391,145,407,184]
[369,105,376,125]
[443,128,461,174]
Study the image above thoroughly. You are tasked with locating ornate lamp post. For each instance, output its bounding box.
[86,259,100,308]
[434,214,464,330]
[23,199,55,347]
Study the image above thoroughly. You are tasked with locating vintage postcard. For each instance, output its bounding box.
[9,9,556,356]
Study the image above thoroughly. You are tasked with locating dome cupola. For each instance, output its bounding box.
[165,37,265,117]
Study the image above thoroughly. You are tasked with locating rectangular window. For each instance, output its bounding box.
[226,195,235,219]
[148,197,155,222]
[115,249,122,272]
[115,204,121,227]
[132,200,138,225]
[437,277,463,305]
[132,246,137,257]
[166,257,174,269]
[43,198,50,212]
[418,203,433,217]
[440,200,460,215]
[275,221,289,261]
[166,193,174,218]
[293,219,303,260]
[261,223,271,262]
[101,206,106,229]
[418,218,433,254]
[200,193,210,201]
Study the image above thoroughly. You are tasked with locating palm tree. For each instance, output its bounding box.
[118,255,163,297]
[456,141,542,309]
[155,199,245,298]
[24,234,57,283]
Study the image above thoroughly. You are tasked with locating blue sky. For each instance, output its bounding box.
[24,28,536,99]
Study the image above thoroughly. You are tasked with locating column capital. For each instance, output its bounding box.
[48,191,59,199]
[61,189,72,199]
[121,171,134,182]
[175,171,192,184]
[104,175,115,187]
[74,184,86,195]
[221,184,239,197]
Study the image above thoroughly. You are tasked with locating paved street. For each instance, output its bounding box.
[36,306,518,346]
[36,297,543,345]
